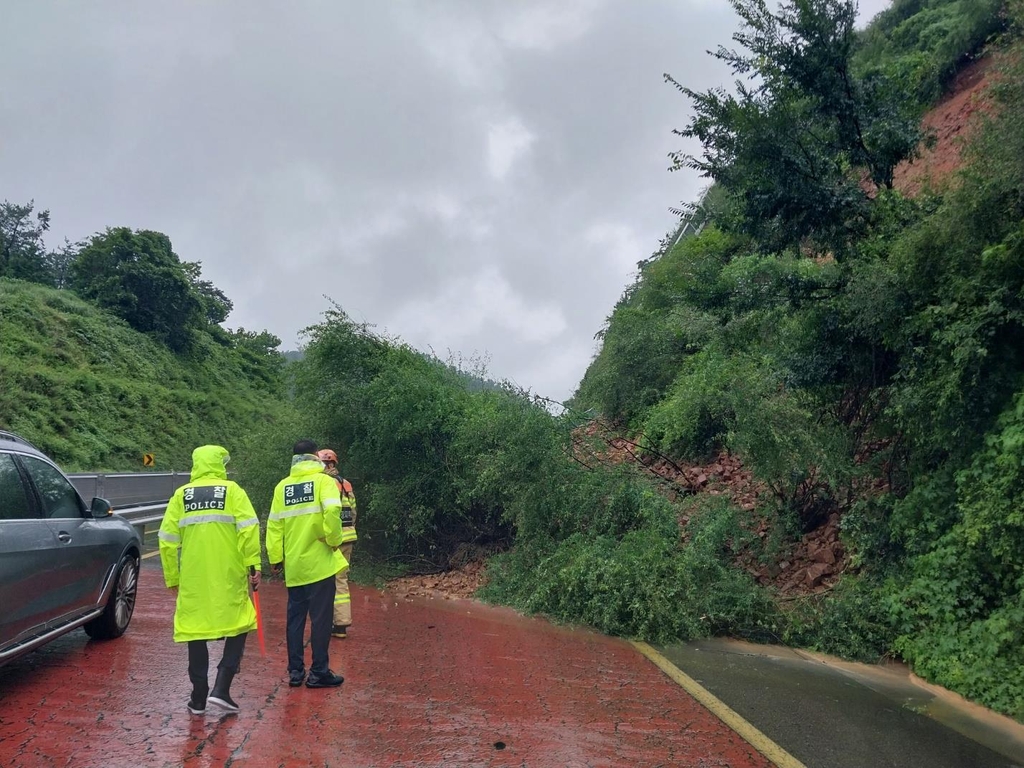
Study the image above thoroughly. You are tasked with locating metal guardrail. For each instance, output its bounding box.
[67,472,186,507]
[67,472,186,529]
[115,503,172,528]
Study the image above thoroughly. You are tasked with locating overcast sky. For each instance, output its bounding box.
[1,1,891,401]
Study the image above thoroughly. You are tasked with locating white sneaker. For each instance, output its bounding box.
[207,694,239,713]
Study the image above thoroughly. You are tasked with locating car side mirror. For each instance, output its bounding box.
[90,497,113,518]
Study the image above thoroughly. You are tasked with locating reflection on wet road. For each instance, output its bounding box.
[3,552,1022,767]
[0,562,770,767]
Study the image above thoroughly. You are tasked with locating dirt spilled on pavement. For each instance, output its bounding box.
[387,559,488,600]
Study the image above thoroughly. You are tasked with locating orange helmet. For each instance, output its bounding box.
[317,449,338,465]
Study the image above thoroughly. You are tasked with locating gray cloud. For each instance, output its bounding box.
[1,1,890,401]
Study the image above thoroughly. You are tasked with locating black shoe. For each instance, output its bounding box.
[331,624,347,639]
[288,670,306,687]
[208,668,239,713]
[305,670,344,688]
[187,682,208,715]
[207,693,239,713]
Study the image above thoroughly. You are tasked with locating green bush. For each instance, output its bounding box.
[883,390,1024,718]
[784,577,896,661]
[643,350,747,459]
[483,496,778,643]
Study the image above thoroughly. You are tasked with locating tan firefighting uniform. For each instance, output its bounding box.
[327,472,357,628]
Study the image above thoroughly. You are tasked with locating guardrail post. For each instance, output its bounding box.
[96,473,105,499]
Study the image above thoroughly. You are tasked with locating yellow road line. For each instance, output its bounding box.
[631,640,807,768]
[141,550,160,560]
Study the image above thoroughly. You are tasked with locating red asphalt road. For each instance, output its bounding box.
[0,563,772,768]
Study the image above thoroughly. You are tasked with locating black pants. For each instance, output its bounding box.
[187,633,247,697]
[286,575,335,676]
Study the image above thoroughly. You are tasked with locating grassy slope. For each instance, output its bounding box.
[0,279,293,471]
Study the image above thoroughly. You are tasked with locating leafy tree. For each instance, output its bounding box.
[70,228,203,352]
[229,327,285,387]
[0,200,54,284]
[668,0,923,251]
[183,261,233,325]
[231,327,282,357]
[46,238,80,290]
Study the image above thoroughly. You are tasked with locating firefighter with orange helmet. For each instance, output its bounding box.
[318,449,357,638]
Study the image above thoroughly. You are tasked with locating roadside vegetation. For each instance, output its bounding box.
[572,0,1024,719]
[0,221,291,469]
[287,0,1024,721]
[3,0,1023,723]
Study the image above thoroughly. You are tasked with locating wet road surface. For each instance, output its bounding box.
[657,639,1024,768]
[0,560,772,768]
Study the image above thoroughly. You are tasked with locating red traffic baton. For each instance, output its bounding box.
[250,566,267,657]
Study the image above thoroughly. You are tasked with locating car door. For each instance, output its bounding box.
[0,452,60,650]
[18,455,117,619]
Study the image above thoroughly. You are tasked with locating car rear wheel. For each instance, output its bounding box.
[84,555,139,640]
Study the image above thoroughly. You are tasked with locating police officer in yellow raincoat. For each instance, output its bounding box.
[267,440,347,689]
[159,445,261,715]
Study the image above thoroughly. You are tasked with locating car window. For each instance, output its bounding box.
[20,456,84,520]
[0,453,35,521]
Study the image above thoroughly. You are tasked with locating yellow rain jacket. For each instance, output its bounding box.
[158,445,261,643]
[267,456,347,587]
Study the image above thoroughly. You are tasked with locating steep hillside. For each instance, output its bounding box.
[571,0,1024,720]
[577,46,1005,600]
[0,279,294,470]
[893,56,997,195]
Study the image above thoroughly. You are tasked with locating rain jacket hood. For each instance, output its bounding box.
[191,445,229,482]
[291,454,324,472]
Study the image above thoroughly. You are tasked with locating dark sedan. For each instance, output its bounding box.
[0,431,141,665]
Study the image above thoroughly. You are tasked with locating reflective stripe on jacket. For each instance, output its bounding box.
[267,457,347,586]
[339,477,358,543]
[159,445,260,643]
